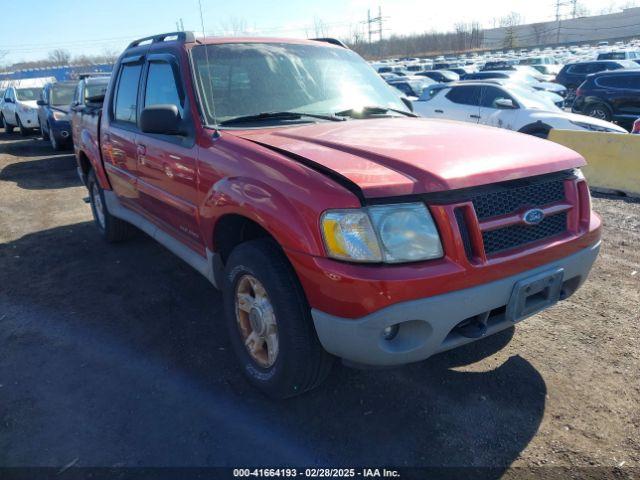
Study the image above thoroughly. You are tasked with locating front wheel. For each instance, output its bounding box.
[87,170,133,242]
[586,102,612,122]
[41,122,50,140]
[16,116,29,137]
[223,239,333,398]
[1,115,14,133]
[49,125,62,151]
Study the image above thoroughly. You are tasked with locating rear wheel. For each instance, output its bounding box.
[586,102,612,122]
[87,170,133,243]
[1,114,14,133]
[223,239,333,398]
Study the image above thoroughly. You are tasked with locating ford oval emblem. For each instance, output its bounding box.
[523,209,545,225]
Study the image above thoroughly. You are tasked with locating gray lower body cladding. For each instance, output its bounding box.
[311,242,600,366]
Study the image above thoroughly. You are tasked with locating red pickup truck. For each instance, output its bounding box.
[72,32,601,398]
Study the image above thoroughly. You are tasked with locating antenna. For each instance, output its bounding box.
[198,0,220,133]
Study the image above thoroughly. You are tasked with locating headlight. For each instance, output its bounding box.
[52,110,68,121]
[570,121,620,133]
[321,203,443,264]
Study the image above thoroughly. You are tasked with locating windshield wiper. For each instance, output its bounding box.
[219,111,344,126]
[335,106,418,118]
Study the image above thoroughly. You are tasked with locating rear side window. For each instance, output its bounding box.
[597,75,640,89]
[445,86,481,106]
[567,64,587,74]
[144,62,182,114]
[114,63,142,124]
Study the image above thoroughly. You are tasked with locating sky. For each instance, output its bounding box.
[0,0,628,64]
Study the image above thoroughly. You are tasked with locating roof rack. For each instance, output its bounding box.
[310,38,348,49]
[127,31,196,50]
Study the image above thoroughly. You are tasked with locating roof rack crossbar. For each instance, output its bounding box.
[310,38,348,49]
[127,31,195,50]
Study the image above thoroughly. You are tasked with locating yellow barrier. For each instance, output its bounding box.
[548,130,640,197]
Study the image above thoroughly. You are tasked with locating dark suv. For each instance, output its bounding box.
[572,70,640,127]
[555,60,638,96]
[37,81,77,150]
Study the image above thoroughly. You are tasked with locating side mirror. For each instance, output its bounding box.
[37,99,47,106]
[494,98,516,109]
[4,98,13,104]
[140,104,181,135]
[401,96,414,112]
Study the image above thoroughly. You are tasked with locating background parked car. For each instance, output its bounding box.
[572,69,640,127]
[37,81,77,150]
[387,76,437,98]
[1,86,41,135]
[463,70,566,98]
[412,81,627,138]
[596,50,640,61]
[416,69,459,83]
[555,60,638,95]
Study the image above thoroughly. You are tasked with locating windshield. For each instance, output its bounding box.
[16,88,41,101]
[50,84,76,106]
[507,84,560,111]
[599,52,627,60]
[191,42,408,125]
[85,82,108,101]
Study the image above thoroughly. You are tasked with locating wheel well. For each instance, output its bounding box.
[78,151,92,178]
[519,122,551,135]
[213,214,274,263]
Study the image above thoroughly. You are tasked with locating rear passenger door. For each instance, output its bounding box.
[135,54,203,252]
[104,58,144,203]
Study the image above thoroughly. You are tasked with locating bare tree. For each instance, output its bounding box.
[101,47,120,63]
[313,17,329,38]
[221,16,247,36]
[48,49,72,65]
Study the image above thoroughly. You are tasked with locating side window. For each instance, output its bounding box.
[569,64,586,74]
[144,61,182,115]
[114,63,142,124]
[480,87,515,108]
[445,86,481,106]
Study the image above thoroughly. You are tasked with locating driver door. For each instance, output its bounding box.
[478,86,521,130]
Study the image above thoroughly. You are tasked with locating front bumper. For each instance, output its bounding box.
[312,241,600,366]
[18,110,39,128]
[50,120,72,142]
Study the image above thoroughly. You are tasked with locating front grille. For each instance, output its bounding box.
[471,177,566,220]
[482,212,568,255]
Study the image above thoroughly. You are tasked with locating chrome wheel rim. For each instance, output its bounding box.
[92,182,106,229]
[235,274,279,368]
[590,108,607,120]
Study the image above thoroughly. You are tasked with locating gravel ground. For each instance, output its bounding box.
[0,131,638,476]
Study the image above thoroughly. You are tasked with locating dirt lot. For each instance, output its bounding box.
[0,131,638,475]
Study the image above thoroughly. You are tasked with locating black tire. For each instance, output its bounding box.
[585,102,612,122]
[223,239,333,398]
[87,169,133,243]
[41,122,50,141]
[49,124,62,151]
[529,129,550,139]
[16,116,29,137]
[1,114,14,133]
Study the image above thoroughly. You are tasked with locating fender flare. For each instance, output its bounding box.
[78,128,111,190]
[518,121,552,135]
[200,176,324,256]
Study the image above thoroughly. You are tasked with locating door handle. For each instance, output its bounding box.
[470,114,480,119]
[435,109,444,113]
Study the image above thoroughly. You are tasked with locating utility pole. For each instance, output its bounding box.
[363,6,387,57]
